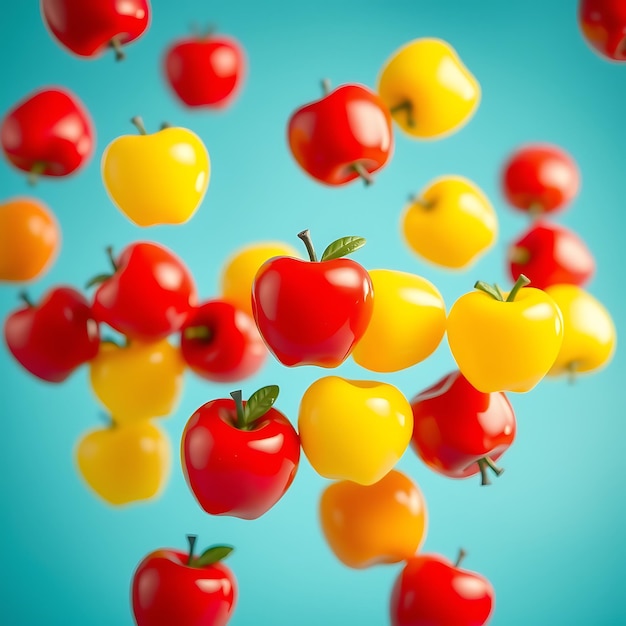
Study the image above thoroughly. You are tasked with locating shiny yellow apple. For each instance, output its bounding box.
[377,38,480,139]
[402,176,497,269]
[101,117,210,226]
[352,269,446,372]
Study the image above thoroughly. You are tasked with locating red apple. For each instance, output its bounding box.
[132,535,236,626]
[390,551,495,626]
[181,386,300,520]
[501,144,580,215]
[579,0,626,61]
[1,87,94,183]
[4,287,100,383]
[89,242,197,342]
[41,0,151,61]
[163,29,246,108]
[508,220,595,290]
[287,80,393,186]
[180,299,267,383]
[251,230,373,367]
[410,371,516,485]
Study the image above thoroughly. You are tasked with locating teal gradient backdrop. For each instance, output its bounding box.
[1,1,624,624]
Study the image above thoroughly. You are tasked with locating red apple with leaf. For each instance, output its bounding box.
[88,242,197,342]
[390,550,495,626]
[163,28,246,108]
[41,0,151,61]
[252,230,373,367]
[181,385,300,520]
[287,80,393,186]
[132,535,236,626]
[1,87,94,184]
[4,286,100,383]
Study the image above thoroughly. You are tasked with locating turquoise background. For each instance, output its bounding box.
[1,0,624,624]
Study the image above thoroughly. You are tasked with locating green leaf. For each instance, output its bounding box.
[320,236,366,261]
[194,545,234,567]
[243,385,280,426]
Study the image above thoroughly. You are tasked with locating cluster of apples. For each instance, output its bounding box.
[1,2,622,626]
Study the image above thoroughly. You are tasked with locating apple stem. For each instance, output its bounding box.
[18,291,34,307]
[505,274,530,302]
[131,116,147,135]
[297,229,318,262]
[230,390,246,429]
[105,246,117,271]
[109,36,125,61]
[408,195,435,210]
[27,161,47,186]
[455,548,467,568]
[567,361,578,385]
[321,78,331,95]
[184,326,212,341]
[508,246,530,265]
[390,100,415,127]
[160,122,173,130]
[352,162,373,186]
[528,201,543,219]
[187,534,198,566]
[477,456,504,486]
[474,281,504,301]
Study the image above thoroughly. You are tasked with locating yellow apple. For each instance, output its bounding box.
[75,420,171,506]
[402,175,497,269]
[101,117,210,227]
[377,38,480,139]
[352,269,446,372]
[298,376,413,485]
[220,241,300,317]
[544,284,616,378]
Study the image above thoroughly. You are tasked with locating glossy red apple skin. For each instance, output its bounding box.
[164,35,246,108]
[410,371,516,480]
[180,300,266,383]
[91,242,197,342]
[4,286,100,383]
[132,548,236,626]
[1,87,94,178]
[501,144,580,214]
[41,0,151,59]
[252,256,374,367]
[579,0,626,61]
[287,83,394,186]
[390,554,495,626]
[508,221,595,290]
[181,398,300,520]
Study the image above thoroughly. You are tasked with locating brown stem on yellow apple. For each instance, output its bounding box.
[352,162,373,186]
[390,100,415,127]
[508,246,531,265]
[184,326,213,342]
[27,161,47,186]
[187,534,198,566]
[408,195,436,210]
[321,78,331,96]
[230,390,246,429]
[298,229,318,262]
[18,291,34,307]
[131,116,148,135]
[454,548,467,568]
[160,122,173,130]
[506,274,530,302]
[109,37,126,62]
[567,361,579,385]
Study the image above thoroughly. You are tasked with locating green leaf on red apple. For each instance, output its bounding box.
[320,236,366,261]
[244,385,279,425]
[194,545,234,567]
